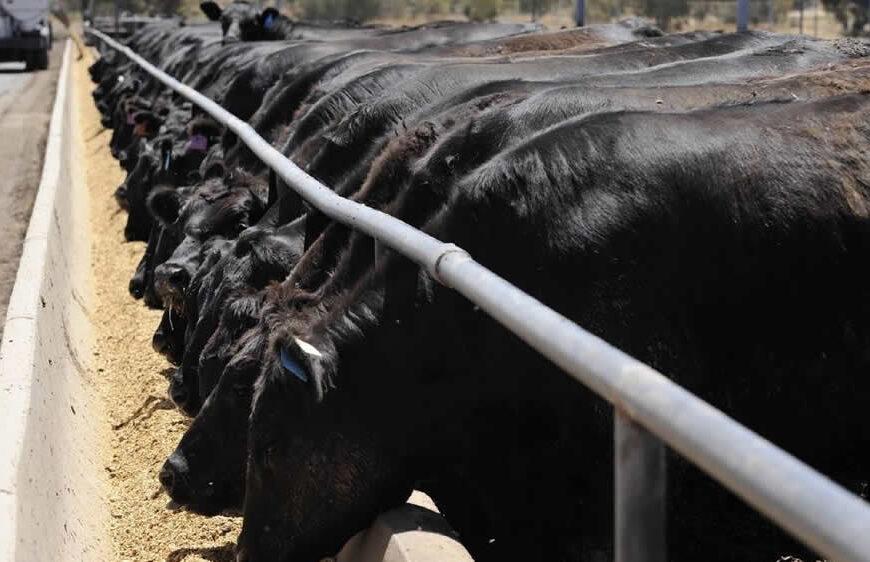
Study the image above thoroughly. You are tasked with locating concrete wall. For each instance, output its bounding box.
[0,41,109,561]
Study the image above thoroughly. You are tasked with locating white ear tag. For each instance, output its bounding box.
[294,337,322,358]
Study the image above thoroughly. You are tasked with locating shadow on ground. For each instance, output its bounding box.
[167,543,236,562]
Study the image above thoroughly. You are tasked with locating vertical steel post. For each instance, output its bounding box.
[768,0,774,28]
[575,0,586,26]
[813,0,818,37]
[275,0,282,12]
[615,410,667,562]
[736,0,749,31]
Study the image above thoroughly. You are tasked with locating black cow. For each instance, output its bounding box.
[238,94,870,562]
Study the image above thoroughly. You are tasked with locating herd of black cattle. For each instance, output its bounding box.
[88,3,870,561]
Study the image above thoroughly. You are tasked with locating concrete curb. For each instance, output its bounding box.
[0,41,108,561]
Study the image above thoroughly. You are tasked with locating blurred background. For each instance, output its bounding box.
[75,0,870,41]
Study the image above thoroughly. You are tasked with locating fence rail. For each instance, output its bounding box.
[87,27,870,562]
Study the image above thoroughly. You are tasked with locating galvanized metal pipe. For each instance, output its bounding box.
[615,411,666,562]
[88,28,870,562]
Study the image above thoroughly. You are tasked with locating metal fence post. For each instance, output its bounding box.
[615,410,667,562]
[736,0,749,32]
[575,0,585,27]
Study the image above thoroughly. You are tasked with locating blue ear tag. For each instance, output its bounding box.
[263,13,275,29]
[280,347,309,382]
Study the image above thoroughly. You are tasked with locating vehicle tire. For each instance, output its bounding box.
[30,49,49,71]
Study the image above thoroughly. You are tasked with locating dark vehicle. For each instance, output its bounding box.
[0,0,50,70]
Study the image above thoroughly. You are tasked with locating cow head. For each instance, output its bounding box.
[160,326,266,515]
[237,328,413,562]
[150,174,267,312]
[200,1,283,43]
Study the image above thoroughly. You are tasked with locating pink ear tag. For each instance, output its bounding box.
[188,134,208,151]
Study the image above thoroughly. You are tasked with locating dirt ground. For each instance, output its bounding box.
[73,45,241,562]
[0,41,63,325]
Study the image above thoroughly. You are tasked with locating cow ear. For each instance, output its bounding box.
[200,1,222,21]
[148,187,187,227]
[261,7,278,28]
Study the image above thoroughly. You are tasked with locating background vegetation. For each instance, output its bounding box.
[78,0,866,36]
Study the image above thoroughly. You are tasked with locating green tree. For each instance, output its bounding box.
[821,0,869,35]
[465,0,503,20]
[633,0,689,29]
[409,0,451,15]
[298,0,382,21]
[519,0,559,18]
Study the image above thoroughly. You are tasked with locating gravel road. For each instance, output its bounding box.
[0,41,63,324]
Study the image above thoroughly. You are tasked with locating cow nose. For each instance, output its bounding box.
[129,276,145,299]
[169,379,201,417]
[158,264,190,293]
[159,452,189,496]
[152,329,169,356]
[159,463,174,492]
[169,378,189,409]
